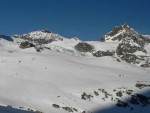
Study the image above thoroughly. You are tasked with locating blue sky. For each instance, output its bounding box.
[0,0,149,41]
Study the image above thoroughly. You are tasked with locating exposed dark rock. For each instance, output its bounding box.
[121,54,139,64]
[116,91,123,97]
[116,44,124,55]
[135,83,150,89]
[62,107,73,112]
[126,90,134,95]
[94,91,99,96]
[108,26,124,37]
[116,99,129,108]
[74,42,94,52]
[52,104,60,108]
[93,51,114,57]
[73,108,78,112]
[140,63,150,68]
[129,94,150,106]
[111,34,125,41]
[116,40,149,66]
[100,24,127,41]
[81,92,87,100]
[116,58,121,62]
[98,88,112,99]
[19,41,35,49]
[81,92,93,101]
[28,108,34,112]
[82,111,86,113]
[100,37,105,42]
[116,43,147,56]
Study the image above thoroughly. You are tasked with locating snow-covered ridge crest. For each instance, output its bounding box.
[12,30,64,44]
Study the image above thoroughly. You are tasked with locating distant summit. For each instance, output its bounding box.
[12,30,63,44]
[100,24,144,42]
[99,24,150,67]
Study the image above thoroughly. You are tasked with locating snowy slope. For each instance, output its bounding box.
[0,24,150,113]
[0,37,150,113]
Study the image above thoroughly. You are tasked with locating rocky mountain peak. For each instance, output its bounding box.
[97,24,150,67]
[100,24,141,42]
[122,23,131,30]
[111,24,131,35]
[12,30,63,44]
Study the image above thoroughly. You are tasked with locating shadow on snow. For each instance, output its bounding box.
[0,35,13,42]
[93,89,150,113]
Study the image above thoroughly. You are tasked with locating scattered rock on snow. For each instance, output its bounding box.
[52,104,60,108]
[92,50,114,57]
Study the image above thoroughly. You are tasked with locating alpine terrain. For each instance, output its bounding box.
[0,24,150,113]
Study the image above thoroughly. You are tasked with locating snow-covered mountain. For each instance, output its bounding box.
[0,25,150,113]
[100,24,143,42]
[13,30,64,44]
[99,24,150,67]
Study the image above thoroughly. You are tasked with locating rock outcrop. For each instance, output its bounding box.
[74,42,94,52]
[19,41,35,49]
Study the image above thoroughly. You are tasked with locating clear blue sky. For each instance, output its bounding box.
[0,0,149,41]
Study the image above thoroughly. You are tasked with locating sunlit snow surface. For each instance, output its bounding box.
[0,38,150,113]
